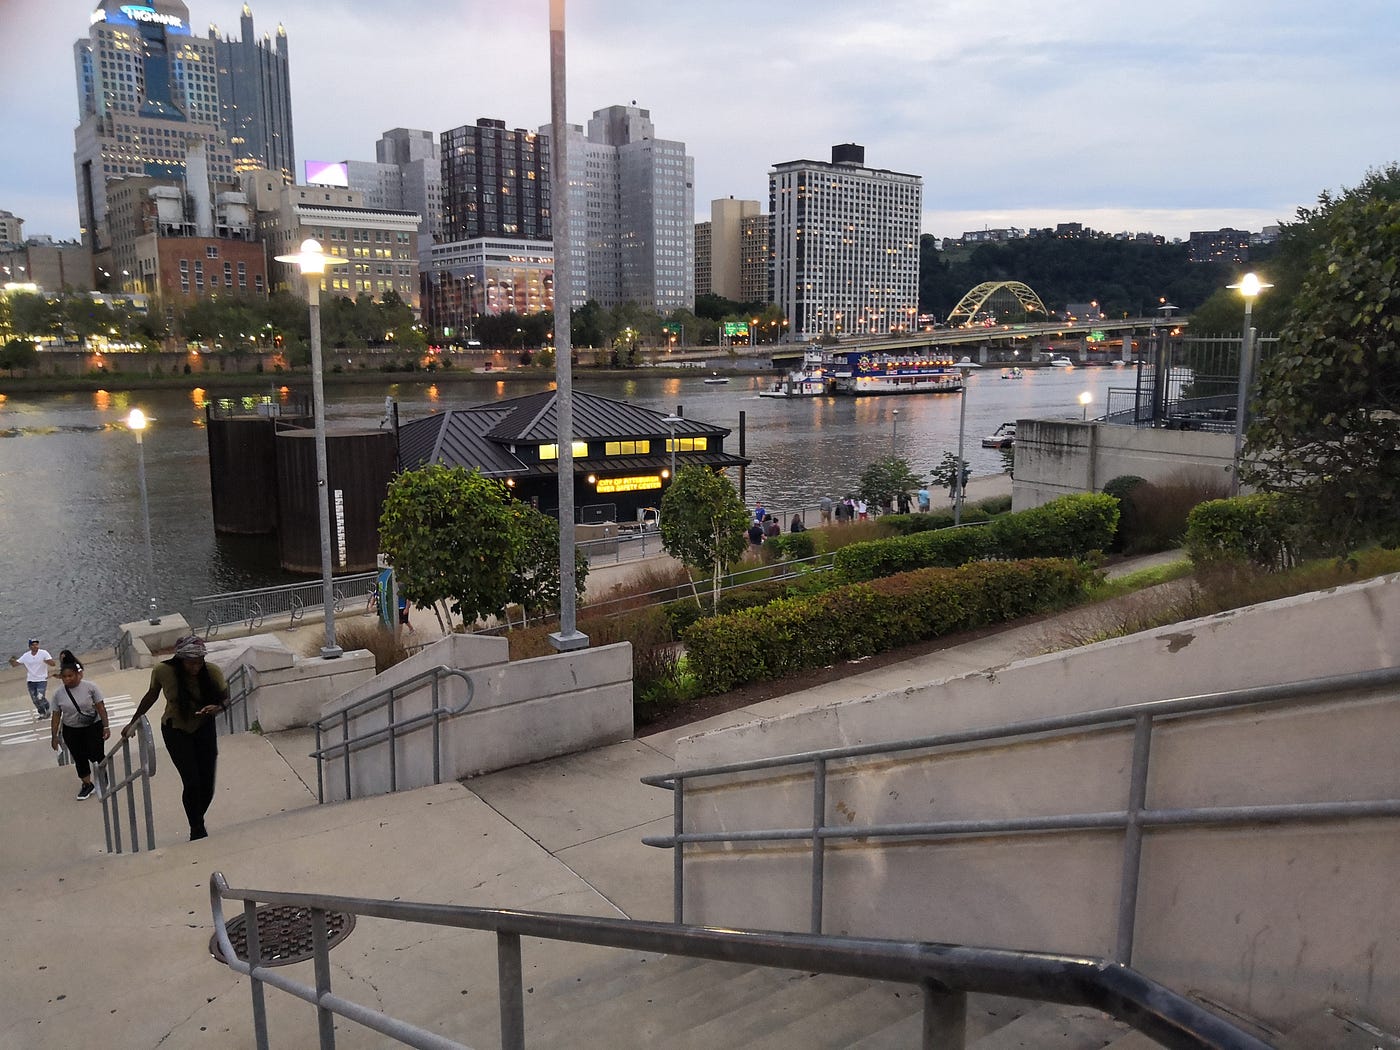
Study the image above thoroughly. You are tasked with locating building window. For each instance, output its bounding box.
[666,437,708,453]
[604,440,651,456]
[206,245,218,258]
[538,441,589,461]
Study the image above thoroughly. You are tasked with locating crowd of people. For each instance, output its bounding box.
[9,633,229,838]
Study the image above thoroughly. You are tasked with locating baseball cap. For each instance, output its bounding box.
[27,638,39,645]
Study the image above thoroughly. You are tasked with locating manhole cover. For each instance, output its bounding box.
[210,905,356,967]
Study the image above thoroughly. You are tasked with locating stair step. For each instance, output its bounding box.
[1276,1009,1400,1050]
[849,993,1036,1049]
[1100,1031,1166,1049]
[967,1002,1130,1049]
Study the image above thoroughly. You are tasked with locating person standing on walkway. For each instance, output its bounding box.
[917,486,931,513]
[818,495,833,525]
[122,635,229,841]
[50,658,109,801]
[10,639,55,719]
[856,499,869,521]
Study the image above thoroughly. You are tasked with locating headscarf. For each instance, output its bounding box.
[173,635,207,660]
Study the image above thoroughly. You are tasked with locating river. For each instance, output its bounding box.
[0,365,1137,652]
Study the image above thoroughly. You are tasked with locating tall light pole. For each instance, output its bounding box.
[276,238,348,659]
[1227,272,1272,495]
[547,0,587,652]
[1079,391,1093,420]
[891,408,900,456]
[662,414,683,481]
[126,408,159,624]
[953,357,981,525]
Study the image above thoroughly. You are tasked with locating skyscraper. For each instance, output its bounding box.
[72,0,293,251]
[770,144,921,339]
[212,4,294,182]
[440,119,550,243]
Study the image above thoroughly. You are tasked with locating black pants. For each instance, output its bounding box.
[61,722,105,780]
[162,719,218,836]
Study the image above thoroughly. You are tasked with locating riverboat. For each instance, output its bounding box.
[759,351,829,398]
[981,421,1017,448]
[825,348,963,397]
[702,373,730,384]
[1048,356,1074,367]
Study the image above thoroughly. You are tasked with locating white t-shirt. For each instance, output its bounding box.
[15,650,52,683]
[54,679,106,729]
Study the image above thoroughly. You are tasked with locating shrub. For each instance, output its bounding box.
[1184,492,1302,570]
[1124,471,1231,553]
[1102,475,1147,552]
[683,558,1092,694]
[879,507,990,535]
[767,531,816,560]
[978,494,1013,516]
[321,620,410,674]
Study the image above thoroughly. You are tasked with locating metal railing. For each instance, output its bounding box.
[215,664,255,736]
[193,572,380,639]
[641,666,1400,965]
[114,630,136,670]
[308,665,475,803]
[208,871,1271,1050]
[96,716,158,854]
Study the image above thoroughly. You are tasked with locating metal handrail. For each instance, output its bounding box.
[642,666,1400,962]
[96,716,158,854]
[192,572,379,634]
[308,665,474,803]
[209,871,1272,1050]
[215,665,255,736]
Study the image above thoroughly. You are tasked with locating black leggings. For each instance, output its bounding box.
[62,723,105,780]
[162,719,218,836]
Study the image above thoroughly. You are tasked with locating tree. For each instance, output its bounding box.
[0,338,38,375]
[378,465,519,628]
[503,502,589,621]
[930,451,970,497]
[1245,169,1400,553]
[858,457,923,513]
[658,466,750,611]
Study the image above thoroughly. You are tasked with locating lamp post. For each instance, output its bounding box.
[891,408,900,455]
[126,408,159,624]
[953,357,981,525]
[275,238,348,658]
[1227,272,1272,495]
[1079,391,1093,420]
[661,414,683,481]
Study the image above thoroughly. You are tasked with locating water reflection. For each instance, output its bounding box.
[93,389,111,412]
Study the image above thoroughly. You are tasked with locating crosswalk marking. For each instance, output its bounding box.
[0,695,134,747]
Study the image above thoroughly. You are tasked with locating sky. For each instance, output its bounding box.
[3,0,1399,244]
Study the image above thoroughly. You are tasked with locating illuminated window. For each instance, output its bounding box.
[538,441,589,461]
[665,437,708,453]
[604,440,650,456]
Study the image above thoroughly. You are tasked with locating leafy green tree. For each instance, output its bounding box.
[930,451,970,497]
[0,338,38,375]
[8,292,57,340]
[378,465,519,628]
[659,466,750,611]
[858,457,923,513]
[1245,170,1400,552]
[504,502,588,620]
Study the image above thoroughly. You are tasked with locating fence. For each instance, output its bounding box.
[192,572,381,638]
[95,716,158,854]
[1102,333,1278,430]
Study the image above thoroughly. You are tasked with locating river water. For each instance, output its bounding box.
[0,365,1136,652]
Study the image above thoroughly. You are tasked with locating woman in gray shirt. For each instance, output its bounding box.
[49,659,109,801]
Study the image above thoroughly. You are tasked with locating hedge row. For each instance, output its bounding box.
[832,493,1120,583]
[683,558,1094,694]
[1184,493,1301,570]
[879,506,992,535]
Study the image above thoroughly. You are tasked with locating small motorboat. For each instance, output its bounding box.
[981,422,1016,448]
[1000,367,1024,379]
[702,372,729,385]
[1049,357,1074,368]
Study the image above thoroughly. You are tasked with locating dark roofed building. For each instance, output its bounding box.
[397,389,748,524]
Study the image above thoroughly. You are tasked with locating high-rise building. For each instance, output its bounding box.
[343,129,441,246]
[72,1,293,252]
[212,4,294,182]
[739,211,772,305]
[770,144,921,339]
[0,211,23,248]
[1189,228,1251,264]
[699,198,760,302]
[440,119,549,243]
[693,221,711,298]
[546,103,694,312]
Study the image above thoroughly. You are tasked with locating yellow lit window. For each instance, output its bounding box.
[538,441,589,461]
[665,437,707,453]
[605,440,650,456]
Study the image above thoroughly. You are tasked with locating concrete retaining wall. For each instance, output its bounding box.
[671,573,1400,1030]
[320,635,633,802]
[1011,419,1236,510]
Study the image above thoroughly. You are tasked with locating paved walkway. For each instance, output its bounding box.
[0,524,1182,1048]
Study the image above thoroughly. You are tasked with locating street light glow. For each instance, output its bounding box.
[1228,272,1273,300]
[127,408,148,432]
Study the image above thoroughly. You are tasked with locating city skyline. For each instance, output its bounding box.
[3,0,1398,245]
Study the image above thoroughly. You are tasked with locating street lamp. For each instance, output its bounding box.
[126,408,159,624]
[275,237,348,659]
[1227,272,1272,495]
[953,357,981,525]
[661,414,683,480]
[891,408,900,455]
[1079,391,1093,420]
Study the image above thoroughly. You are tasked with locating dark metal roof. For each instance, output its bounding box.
[483,389,729,443]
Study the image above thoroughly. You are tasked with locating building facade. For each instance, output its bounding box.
[440,119,549,244]
[0,211,23,247]
[424,237,554,333]
[243,171,420,305]
[739,211,772,305]
[1188,228,1251,264]
[702,197,760,302]
[72,1,292,252]
[770,144,921,339]
[212,5,294,182]
[693,221,711,298]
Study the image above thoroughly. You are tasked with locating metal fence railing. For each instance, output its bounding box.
[95,716,158,854]
[208,871,1270,1050]
[214,664,255,736]
[193,572,381,639]
[308,665,475,803]
[642,666,1400,967]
